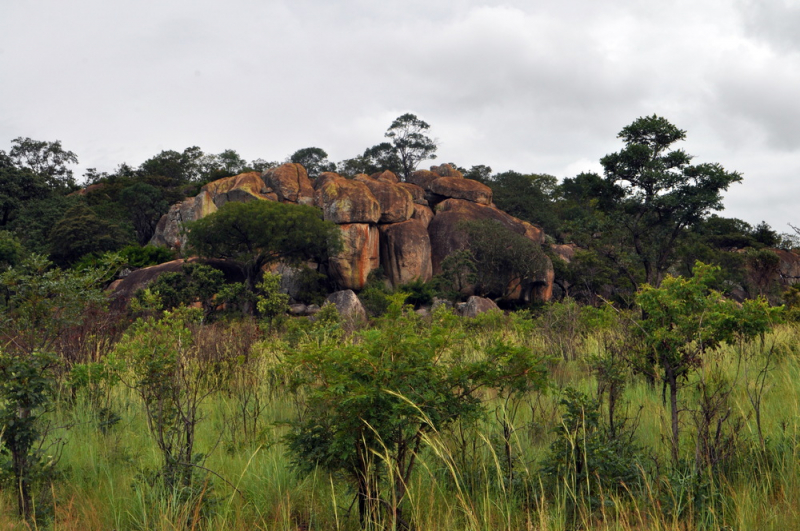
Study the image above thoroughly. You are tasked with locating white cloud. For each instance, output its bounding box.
[1,0,798,228]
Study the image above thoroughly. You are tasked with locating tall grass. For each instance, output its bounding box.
[4,316,800,529]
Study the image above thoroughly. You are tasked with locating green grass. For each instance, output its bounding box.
[3,316,800,529]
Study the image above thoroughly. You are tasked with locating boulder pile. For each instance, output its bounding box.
[150,163,554,302]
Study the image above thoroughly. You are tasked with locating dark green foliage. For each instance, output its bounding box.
[339,142,403,177]
[143,263,225,316]
[597,115,742,287]
[461,219,549,301]
[358,270,392,317]
[0,152,51,227]
[283,296,548,526]
[289,147,335,179]
[401,278,436,309]
[542,388,642,515]
[8,137,79,191]
[10,194,80,256]
[186,201,341,302]
[0,231,23,269]
[487,171,560,235]
[0,349,59,520]
[48,203,132,266]
[139,147,204,185]
[462,164,493,183]
[119,182,169,245]
[290,266,329,306]
[433,249,477,301]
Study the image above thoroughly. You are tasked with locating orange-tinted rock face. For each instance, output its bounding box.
[407,170,440,191]
[372,170,400,184]
[202,172,273,207]
[379,219,432,287]
[315,177,381,224]
[149,191,218,249]
[551,243,578,264]
[411,204,434,229]
[429,177,492,205]
[329,223,380,290]
[430,163,463,179]
[263,163,315,205]
[521,221,545,245]
[397,182,427,205]
[361,179,414,224]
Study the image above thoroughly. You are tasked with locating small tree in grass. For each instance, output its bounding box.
[282,295,548,528]
[113,307,220,491]
[635,262,778,464]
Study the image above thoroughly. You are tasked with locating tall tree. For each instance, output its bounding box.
[289,147,335,179]
[384,113,438,180]
[0,152,50,227]
[8,137,79,191]
[597,115,742,288]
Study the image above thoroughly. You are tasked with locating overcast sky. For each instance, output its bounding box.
[1,0,799,232]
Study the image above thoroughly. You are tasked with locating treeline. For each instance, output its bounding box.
[2,114,797,310]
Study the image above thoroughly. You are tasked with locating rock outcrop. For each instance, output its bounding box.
[461,296,500,317]
[148,163,553,302]
[202,171,276,207]
[428,199,530,274]
[263,163,315,205]
[150,192,217,249]
[329,223,380,290]
[429,177,492,205]
[430,163,463,179]
[326,290,367,322]
[775,249,800,285]
[379,219,432,286]
[314,174,381,224]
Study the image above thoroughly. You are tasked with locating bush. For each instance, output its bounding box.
[541,388,643,517]
[359,269,392,317]
[401,278,436,309]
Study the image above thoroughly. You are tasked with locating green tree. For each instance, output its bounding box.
[338,142,403,177]
[185,201,340,310]
[119,182,169,245]
[48,203,131,266]
[384,113,438,180]
[0,231,23,269]
[598,115,742,288]
[113,308,219,490]
[144,262,225,316]
[635,262,778,463]
[488,171,560,235]
[138,146,205,185]
[283,297,548,527]
[462,219,550,301]
[0,349,58,520]
[0,152,51,227]
[8,137,79,191]
[289,147,335,179]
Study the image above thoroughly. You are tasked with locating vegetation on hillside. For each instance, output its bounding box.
[0,114,799,529]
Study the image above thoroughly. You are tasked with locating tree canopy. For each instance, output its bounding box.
[590,115,742,288]
[185,200,341,295]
